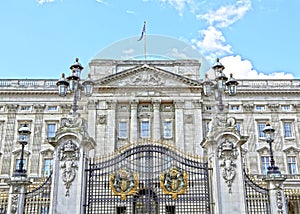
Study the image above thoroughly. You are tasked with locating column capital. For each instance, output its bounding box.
[107,100,117,110]
[130,99,139,109]
[174,100,184,109]
[152,99,161,108]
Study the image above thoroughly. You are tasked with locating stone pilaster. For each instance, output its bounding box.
[106,100,116,153]
[174,100,184,150]
[1,104,18,176]
[152,100,161,141]
[87,100,97,140]
[130,100,138,142]
[30,104,45,177]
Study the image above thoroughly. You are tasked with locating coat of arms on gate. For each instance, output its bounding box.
[109,168,138,200]
[160,168,187,200]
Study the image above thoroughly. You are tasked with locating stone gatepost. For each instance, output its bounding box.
[264,175,287,214]
[201,113,248,214]
[48,115,95,214]
[7,176,30,214]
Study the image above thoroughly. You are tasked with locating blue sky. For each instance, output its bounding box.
[1,0,299,79]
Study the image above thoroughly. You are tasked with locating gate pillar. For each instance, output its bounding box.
[264,175,287,214]
[202,114,248,214]
[48,115,95,214]
[7,176,30,214]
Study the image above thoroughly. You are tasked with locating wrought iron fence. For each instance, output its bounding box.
[285,189,300,214]
[24,172,53,214]
[244,170,270,214]
[84,141,211,214]
[0,192,8,214]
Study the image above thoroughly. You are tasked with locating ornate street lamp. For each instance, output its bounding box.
[14,124,31,176]
[56,58,94,115]
[263,122,281,174]
[202,58,238,111]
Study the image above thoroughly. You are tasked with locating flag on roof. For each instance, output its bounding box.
[138,21,146,41]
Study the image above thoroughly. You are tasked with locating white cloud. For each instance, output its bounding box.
[95,0,108,5]
[37,0,56,4]
[160,0,197,16]
[197,0,251,28]
[192,26,232,62]
[219,55,294,79]
[126,10,135,14]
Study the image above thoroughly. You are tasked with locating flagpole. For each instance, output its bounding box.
[144,21,146,60]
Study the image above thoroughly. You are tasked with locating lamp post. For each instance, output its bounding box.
[202,58,239,111]
[56,58,94,116]
[14,124,31,177]
[263,122,281,174]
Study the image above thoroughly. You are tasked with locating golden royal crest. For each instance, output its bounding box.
[160,168,187,200]
[109,168,138,200]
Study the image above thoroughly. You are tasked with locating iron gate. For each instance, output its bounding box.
[24,172,52,213]
[84,142,210,214]
[244,170,270,214]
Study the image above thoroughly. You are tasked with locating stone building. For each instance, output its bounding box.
[0,54,299,213]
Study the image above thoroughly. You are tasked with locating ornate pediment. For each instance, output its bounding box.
[95,64,200,87]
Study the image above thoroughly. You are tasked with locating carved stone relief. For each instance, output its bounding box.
[120,71,165,86]
[217,139,238,193]
[97,114,107,125]
[58,140,80,197]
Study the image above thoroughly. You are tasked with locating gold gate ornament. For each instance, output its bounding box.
[160,168,187,200]
[109,168,138,200]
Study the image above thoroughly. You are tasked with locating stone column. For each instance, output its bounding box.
[106,100,116,153]
[263,175,287,214]
[201,116,248,214]
[193,100,203,155]
[48,115,95,214]
[174,100,184,150]
[130,100,138,142]
[152,100,161,141]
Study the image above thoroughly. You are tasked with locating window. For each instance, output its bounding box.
[283,122,293,138]
[163,121,173,139]
[20,106,31,111]
[47,106,58,111]
[140,121,150,138]
[258,122,266,138]
[282,105,291,111]
[47,124,56,138]
[236,122,241,132]
[43,159,53,177]
[119,122,128,138]
[256,105,265,111]
[287,156,298,174]
[16,159,26,171]
[231,105,240,111]
[261,156,270,174]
